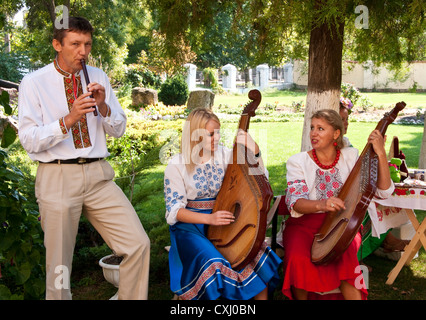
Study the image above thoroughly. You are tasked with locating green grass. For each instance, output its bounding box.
[345,122,424,168]
[214,88,307,108]
[366,92,426,108]
[214,89,426,110]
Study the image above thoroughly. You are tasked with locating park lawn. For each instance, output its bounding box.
[366,92,426,108]
[214,89,305,109]
[213,89,426,109]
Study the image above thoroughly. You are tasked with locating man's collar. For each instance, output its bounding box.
[53,57,80,78]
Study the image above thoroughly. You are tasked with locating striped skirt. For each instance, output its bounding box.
[168,198,282,300]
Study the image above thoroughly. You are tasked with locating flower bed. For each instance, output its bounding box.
[138,104,188,120]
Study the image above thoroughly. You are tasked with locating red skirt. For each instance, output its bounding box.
[281,213,368,300]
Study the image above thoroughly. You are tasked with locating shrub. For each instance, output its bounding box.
[1,92,45,300]
[0,150,45,300]
[106,119,183,200]
[202,68,219,88]
[204,68,224,94]
[158,74,189,106]
[341,82,362,106]
[341,82,375,111]
[358,95,374,112]
[124,65,162,89]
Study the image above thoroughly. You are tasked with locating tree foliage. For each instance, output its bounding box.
[1,0,424,77]
[4,0,150,80]
[148,0,306,69]
[346,0,426,67]
[148,0,425,69]
[147,30,196,76]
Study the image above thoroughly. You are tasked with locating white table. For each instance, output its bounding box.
[368,186,426,285]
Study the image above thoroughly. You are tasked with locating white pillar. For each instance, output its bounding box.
[247,68,253,83]
[284,62,294,84]
[184,63,197,91]
[363,60,374,90]
[221,64,237,91]
[256,64,269,90]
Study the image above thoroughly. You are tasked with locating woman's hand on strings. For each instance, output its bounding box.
[322,197,346,212]
[368,130,387,158]
[235,130,259,155]
[208,210,235,226]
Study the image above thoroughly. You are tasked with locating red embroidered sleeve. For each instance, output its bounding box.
[59,117,68,134]
[285,179,309,210]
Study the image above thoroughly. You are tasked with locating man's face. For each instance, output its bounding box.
[53,31,92,74]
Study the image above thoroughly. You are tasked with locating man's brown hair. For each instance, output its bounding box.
[53,16,93,44]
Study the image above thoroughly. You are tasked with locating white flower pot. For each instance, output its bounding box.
[99,254,120,300]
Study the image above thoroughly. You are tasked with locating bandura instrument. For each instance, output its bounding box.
[80,59,98,116]
[311,101,406,265]
[207,89,273,270]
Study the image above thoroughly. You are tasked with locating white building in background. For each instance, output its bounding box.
[292,60,426,92]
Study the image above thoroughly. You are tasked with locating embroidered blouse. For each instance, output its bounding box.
[164,145,269,226]
[18,61,126,162]
[164,146,232,225]
[285,147,394,218]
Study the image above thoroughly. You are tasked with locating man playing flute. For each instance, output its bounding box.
[18,16,150,300]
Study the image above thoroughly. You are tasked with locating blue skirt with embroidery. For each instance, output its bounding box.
[168,198,282,300]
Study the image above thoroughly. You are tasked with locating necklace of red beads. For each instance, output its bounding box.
[312,148,341,170]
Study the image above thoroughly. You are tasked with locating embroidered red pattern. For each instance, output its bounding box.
[54,59,92,149]
[59,118,67,134]
[286,179,309,209]
[314,168,343,200]
[186,200,216,210]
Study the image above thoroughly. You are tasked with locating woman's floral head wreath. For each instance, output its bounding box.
[340,97,353,114]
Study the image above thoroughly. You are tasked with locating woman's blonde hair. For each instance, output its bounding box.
[181,108,220,171]
[311,109,344,149]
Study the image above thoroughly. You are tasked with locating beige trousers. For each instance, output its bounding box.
[35,160,150,300]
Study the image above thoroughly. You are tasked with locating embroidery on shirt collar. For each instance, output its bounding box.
[53,57,80,78]
[54,58,92,149]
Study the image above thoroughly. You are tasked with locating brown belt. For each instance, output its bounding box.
[41,158,103,164]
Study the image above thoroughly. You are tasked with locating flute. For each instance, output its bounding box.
[80,59,98,116]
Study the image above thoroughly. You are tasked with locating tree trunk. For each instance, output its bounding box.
[419,112,426,168]
[44,0,71,25]
[43,0,57,24]
[300,17,345,151]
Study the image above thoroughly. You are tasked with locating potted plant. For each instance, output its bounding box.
[99,254,123,300]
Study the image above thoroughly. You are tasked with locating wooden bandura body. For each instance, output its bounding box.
[311,102,406,265]
[207,89,273,270]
